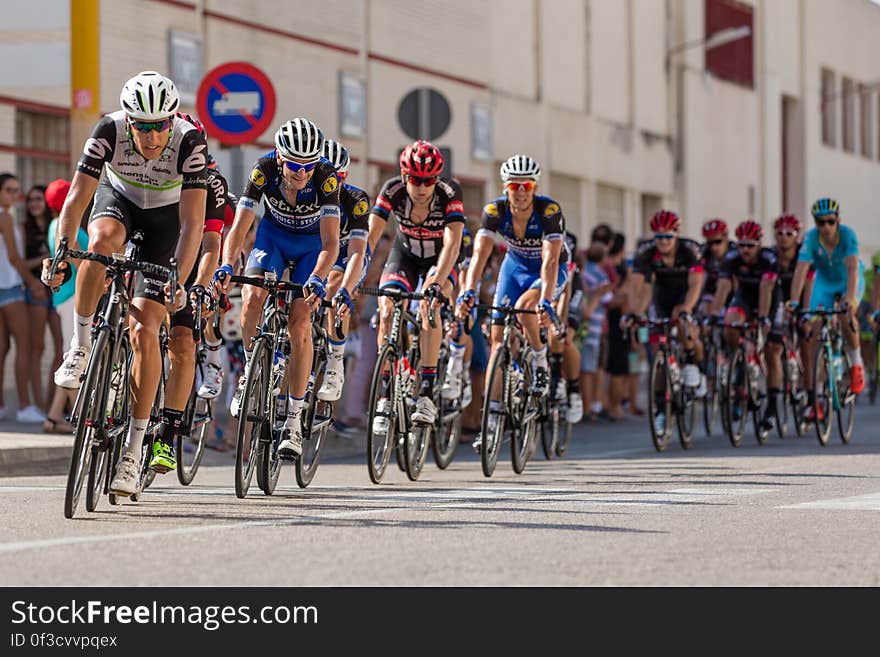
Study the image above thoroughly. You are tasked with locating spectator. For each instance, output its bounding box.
[42,179,89,433]
[23,185,63,412]
[0,173,44,422]
[580,241,612,422]
[604,232,630,420]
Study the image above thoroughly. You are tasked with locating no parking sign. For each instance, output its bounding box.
[196,62,276,146]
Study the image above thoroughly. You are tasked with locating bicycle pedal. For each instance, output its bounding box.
[152,465,170,474]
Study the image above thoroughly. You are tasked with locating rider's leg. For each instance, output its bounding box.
[515,288,549,386]
[152,324,196,470]
[197,307,225,399]
[321,269,347,402]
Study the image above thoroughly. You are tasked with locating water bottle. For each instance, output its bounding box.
[787,350,799,387]
[668,354,681,386]
[272,348,286,394]
[512,361,525,398]
[833,351,843,382]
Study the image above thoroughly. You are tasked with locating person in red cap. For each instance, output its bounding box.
[44,179,70,216]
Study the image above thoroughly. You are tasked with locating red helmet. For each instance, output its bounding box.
[773,213,801,232]
[702,218,728,239]
[650,210,681,232]
[176,112,207,140]
[399,140,444,178]
[735,220,763,241]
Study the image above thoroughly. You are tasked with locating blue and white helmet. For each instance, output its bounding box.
[323,139,350,174]
[275,118,324,161]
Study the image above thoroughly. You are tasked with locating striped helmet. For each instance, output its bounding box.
[175,112,207,140]
[120,71,180,120]
[322,139,350,174]
[275,118,324,161]
[735,220,763,241]
[500,154,541,183]
[810,197,839,218]
[702,218,728,239]
[773,213,801,232]
[399,140,445,177]
[649,209,681,232]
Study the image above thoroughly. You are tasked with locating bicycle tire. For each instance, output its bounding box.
[702,343,718,437]
[725,348,747,447]
[481,346,509,478]
[775,356,791,439]
[554,410,573,457]
[296,350,330,488]
[177,384,210,486]
[404,422,431,481]
[647,351,672,452]
[105,334,132,507]
[367,345,397,484]
[836,349,855,444]
[540,395,557,460]
[676,384,695,450]
[511,354,535,474]
[751,360,769,446]
[432,368,463,470]
[64,329,110,519]
[813,347,833,446]
[235,339,268,497]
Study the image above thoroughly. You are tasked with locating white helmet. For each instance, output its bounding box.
[119,71,180,120]
[275,118,324,161]
[323,139,350,173]
[500,154,541,183]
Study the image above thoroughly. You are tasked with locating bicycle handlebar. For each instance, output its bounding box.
[360,286,444,328]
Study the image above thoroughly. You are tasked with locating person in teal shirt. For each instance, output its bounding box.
[789,198,866,412]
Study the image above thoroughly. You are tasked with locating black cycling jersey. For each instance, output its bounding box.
[204,168,230,234]
[772,243,801,302]
[77,111,207,209]
[477,196,565,262]
[719,247,779,309]
[339,182,369,243]
[372,175,465,261]
[701,241,737,297]
[632,237,703,311]
[238,152,341,234]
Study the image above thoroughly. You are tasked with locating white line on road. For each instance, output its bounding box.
[778,492,880,511]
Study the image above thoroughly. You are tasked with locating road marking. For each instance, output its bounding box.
[778,492,880,511]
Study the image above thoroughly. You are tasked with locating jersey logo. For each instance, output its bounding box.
[83,137,112,160]
[322,175,338,194]
[544,203,560,217]
[252,248,269,264]
[484,203,499,217]
[446,200,464,215]
[181,145,207,174]
[250,168,266,188]
[353,199,369,217]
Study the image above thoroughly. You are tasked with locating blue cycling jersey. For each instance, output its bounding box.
[798,224,859,285]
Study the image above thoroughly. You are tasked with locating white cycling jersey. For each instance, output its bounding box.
[77,110,208,210]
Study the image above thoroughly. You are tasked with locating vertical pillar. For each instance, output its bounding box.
[70,0,100,168]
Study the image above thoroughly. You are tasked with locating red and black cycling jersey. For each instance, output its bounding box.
[340,182,370,243]
[238,152,341,234]
[77,110,208,209]
[477,196,565,262]
[772,243,801,302]
[633,237,703,310]
[719,247,779,307]
[204,168,230,235]
[371,175,465,261]
[701,241,738,297]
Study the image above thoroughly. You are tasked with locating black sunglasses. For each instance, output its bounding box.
[815,218,837,227]
[707,238,724,246]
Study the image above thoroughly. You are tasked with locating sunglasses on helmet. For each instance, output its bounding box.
[129,118,173,133]
[505,181,537,192]
[406,174,438,187]
[283,159,318,173]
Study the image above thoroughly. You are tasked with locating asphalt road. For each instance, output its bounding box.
[2,401,880,586]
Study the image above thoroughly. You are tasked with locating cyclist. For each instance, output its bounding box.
[857,252,880,380]
[439,224,475,407]
[710,220,780,430]
[629,210,705,435]
[216,118,340,457]
[148,113,227,472]
[553,231,584,423]
[456,154,567,449]
[699,218,735,317]
[316,138,370,403]
[42,71,207,496]
[789,198,866,414]
[366,140,464,428]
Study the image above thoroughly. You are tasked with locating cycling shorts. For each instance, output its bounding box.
[810,271,865,311]
[491,254,566,324]
[245,218,323,287]
[379,243,457,292]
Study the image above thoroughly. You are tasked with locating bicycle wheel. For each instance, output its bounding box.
[481,346,509,478]
[813,347,833,446]
[554,403,573,458]
[775,356,791,439]
[65,329,110,519]
[676,384,695,450]
[540,391,559,460]
[725,348,748,447]
[836,349,855,444]
[751,362,769,446]
[235,339,268,497]
[296,351,330,488]
[432,368,463,470]
[702,343,719,437]
[404,421,432,481]
[367,345,397,484]
[511,354,535,474]
[647,351,672,452]
[177,386,210,486]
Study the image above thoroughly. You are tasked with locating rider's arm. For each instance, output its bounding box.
[222,203,257,268]
[789,261,812,308]
[195,230,222,288]
[758,274,776,318]
[540,237,562,302]
[314,215,341,281]
[711,278,732,316]
[629,272,649,315]
[176,187,207,283]
[682,269,704,315]
[463,230,494,293]
[434,221,463,284]
[845,254,859,307]
[339,236,367,292]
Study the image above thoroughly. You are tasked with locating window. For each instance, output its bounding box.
[861,86,873,159]
[821,68,836,147]
[842,77,855,153]
[13,110,69,191]
[704,0,754,89]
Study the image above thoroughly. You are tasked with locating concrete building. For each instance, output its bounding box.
[1,0,878,257]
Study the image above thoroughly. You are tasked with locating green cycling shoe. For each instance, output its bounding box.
[150,440,177,473]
